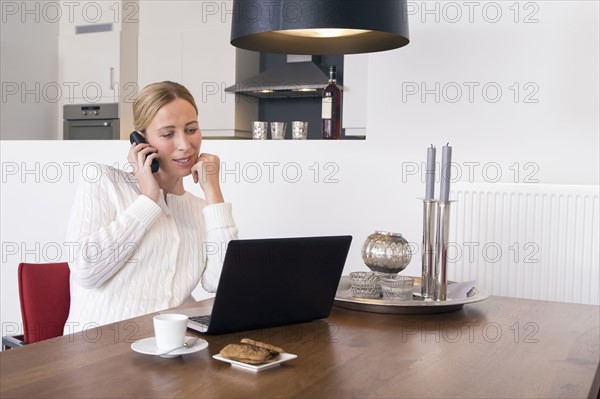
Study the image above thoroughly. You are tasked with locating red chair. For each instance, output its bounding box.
[2,262,71,349]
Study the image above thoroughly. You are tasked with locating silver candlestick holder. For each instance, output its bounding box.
[420,199,437,299]
[433,201,453,301]
[416,199,454,301]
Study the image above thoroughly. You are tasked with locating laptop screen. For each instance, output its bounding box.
[190,235,352,335]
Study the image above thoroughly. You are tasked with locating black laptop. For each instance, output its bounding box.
[186,235,352,335]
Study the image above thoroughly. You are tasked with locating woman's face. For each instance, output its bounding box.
[144,98,201,179]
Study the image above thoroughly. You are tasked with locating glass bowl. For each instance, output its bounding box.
[349,271,381,299]
[379,275,414,301]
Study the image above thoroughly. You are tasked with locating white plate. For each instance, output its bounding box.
[212,353,298,372]
[131,336,208,358]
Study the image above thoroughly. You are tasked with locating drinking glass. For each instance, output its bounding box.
[270,122,287,140]
[291,121,308,140]
[252,121,268,140]
[379,276,414,301]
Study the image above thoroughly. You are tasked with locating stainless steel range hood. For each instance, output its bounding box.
[225,55,337,99]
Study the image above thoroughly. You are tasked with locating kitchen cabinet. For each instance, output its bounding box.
[137,31,183,85]
[58,0,138,138]
[58,0,136,31]
[182,28,237,135]
[342,54,369,137]
[59,31,120,103]
[137,1,258,138]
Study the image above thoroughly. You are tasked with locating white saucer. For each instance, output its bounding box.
[212,353,298,372]
[131,336,208,358]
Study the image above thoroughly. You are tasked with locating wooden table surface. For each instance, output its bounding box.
[1,296,599,398]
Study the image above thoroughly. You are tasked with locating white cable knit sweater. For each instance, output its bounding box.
[64,164,238,332]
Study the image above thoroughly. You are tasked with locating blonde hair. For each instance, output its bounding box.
[133,81,198,132]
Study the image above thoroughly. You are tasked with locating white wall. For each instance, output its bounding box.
[366,0,599,186]
[1,1,598,338]
[0,1,59,139]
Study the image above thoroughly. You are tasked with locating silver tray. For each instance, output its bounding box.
[334,276,489,314]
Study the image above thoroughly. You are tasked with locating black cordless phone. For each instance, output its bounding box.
[129,131,159,173]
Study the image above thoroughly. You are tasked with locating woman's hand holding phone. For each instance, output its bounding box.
[128,132,160,203]
[130,132,159,172]
[191,153,224,205]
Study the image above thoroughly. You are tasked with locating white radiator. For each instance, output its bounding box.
[448,183,600,305]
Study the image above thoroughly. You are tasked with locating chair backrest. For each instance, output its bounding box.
[18,262,71,344]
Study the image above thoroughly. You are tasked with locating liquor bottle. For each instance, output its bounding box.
[321,66,342,139]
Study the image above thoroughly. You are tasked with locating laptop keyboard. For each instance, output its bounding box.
[190,315,211,325]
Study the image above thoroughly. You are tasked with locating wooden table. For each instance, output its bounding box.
[1,296,599,398]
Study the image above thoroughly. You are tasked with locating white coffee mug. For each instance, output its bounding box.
[153,314,188,350]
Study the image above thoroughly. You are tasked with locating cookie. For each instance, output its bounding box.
[220,343,274,364]
[240,338,285,355]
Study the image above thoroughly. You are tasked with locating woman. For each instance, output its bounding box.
[65,81,238,332]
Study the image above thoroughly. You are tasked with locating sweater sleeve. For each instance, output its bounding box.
[66,166,163,289]
[200,202,239,292]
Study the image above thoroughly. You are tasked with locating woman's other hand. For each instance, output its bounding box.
[191,153,224,204]
[128,142,160,203]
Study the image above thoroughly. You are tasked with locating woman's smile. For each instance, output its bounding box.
[173,155,195,168]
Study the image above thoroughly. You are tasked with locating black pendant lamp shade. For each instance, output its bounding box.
[230,0,410,55]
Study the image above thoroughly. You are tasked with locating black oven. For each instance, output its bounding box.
[63,103,120,140]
